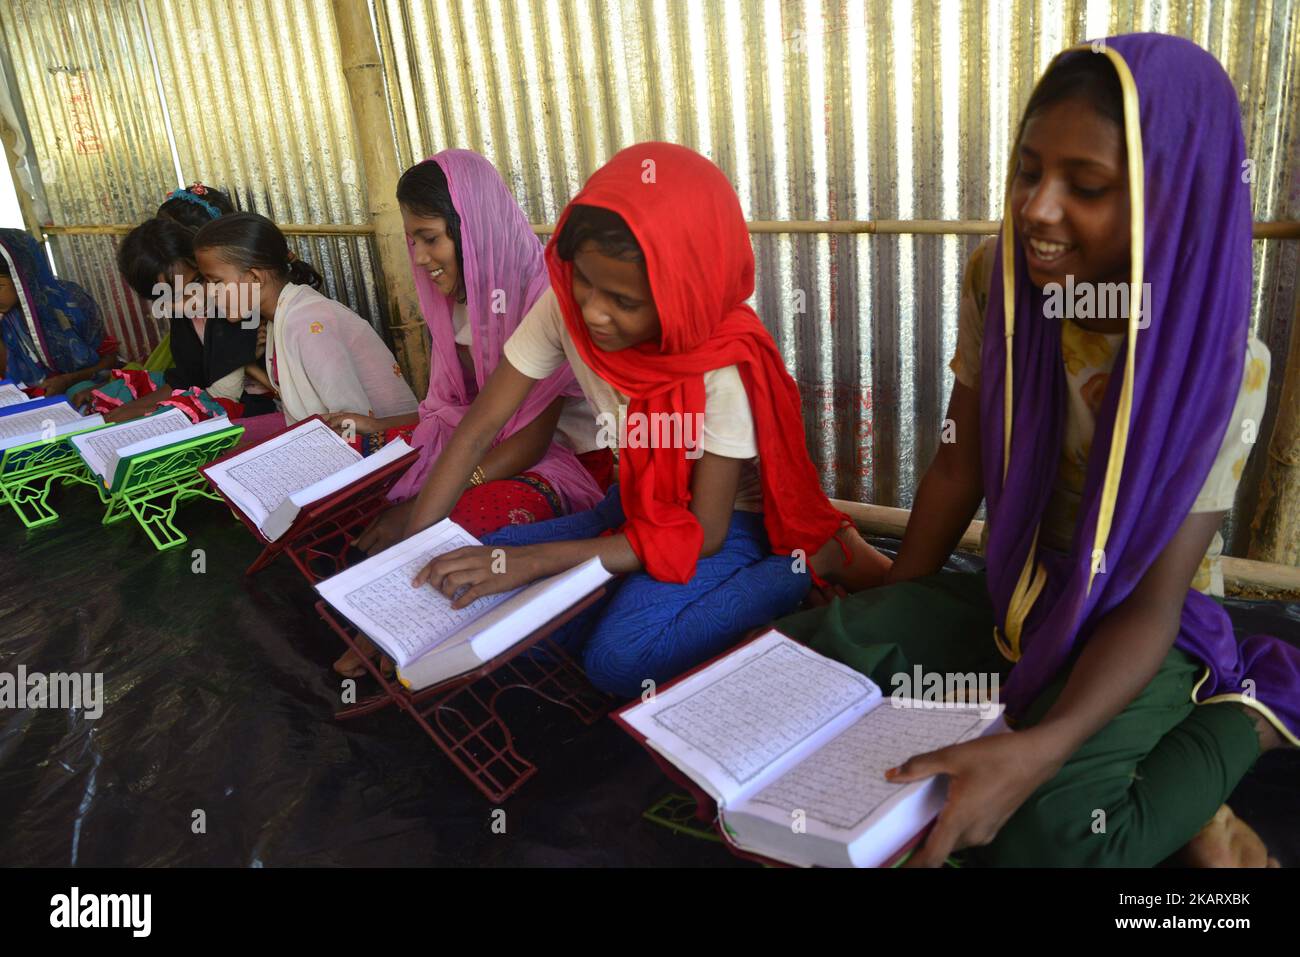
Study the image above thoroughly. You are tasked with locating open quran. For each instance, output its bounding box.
[315,518,611,690]
[616,630,1006,868]
[203,416,413,542]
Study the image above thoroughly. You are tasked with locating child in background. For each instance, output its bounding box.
[400,143,890,698]
[192,213,418,444]
[97,217,272,423]
[157,182,235,230]
[136,181,240,376]
[777,34,1295,867]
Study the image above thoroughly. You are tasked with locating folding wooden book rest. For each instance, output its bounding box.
[316,590,612,803]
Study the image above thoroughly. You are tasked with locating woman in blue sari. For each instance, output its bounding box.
[0,229,117,393]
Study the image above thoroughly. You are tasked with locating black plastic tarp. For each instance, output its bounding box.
[2,487,1296,866]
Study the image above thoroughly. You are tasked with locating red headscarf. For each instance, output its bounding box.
[545,143,848,583]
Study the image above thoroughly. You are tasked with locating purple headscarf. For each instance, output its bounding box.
[982,34,1298,743]
[387,150,603,512]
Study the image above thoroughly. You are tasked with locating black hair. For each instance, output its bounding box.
[554,205,644,262]
[192,212,323,289]
[118,218,199,299]
[396,160,464,281]
[1021,50,1124,134]
[157,183,236,230]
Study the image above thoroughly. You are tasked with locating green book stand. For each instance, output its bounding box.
[98,422,246,550]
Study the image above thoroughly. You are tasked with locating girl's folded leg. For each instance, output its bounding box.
[478,485,627,658]
[974,651,1261,868]
[580,511,814,698]
[479,483,625,549]
[775,570,1007,689]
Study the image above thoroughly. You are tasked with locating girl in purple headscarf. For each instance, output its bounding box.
[778,33,1295,867]
[334,151,609,675]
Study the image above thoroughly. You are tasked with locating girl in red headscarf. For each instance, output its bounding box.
[401,143,889,696]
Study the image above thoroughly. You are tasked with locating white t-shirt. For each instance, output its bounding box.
[451,302,473,346]
[504,288,763,512]
[452,301,601,456]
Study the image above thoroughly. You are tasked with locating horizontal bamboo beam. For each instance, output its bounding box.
[41,222,377,237]
[42,219,1300,240]
[831,499,1300,599]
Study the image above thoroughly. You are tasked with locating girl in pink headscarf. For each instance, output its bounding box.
[332,151,609,674]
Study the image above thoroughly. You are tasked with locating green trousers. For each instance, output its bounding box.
[775,571,1260,867]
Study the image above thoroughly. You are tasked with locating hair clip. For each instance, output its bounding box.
[165,186,221,220]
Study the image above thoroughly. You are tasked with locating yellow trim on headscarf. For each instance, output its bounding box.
[1086,45,1145,593]
[1191,667,1300,748]
[997,43,1145,652]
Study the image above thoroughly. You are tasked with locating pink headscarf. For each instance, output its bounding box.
[387,150,602,512]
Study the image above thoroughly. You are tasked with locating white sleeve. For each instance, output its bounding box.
[504,287,569,381]
[701,365,758,459]
[290,318,375,414]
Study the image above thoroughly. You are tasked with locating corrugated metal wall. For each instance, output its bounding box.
[140,0,387,332]
[0,0,388,357]
[373,0,1300,552]
[0,0,175,359]
[0,0,1296,552]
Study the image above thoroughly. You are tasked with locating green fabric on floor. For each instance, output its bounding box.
[775,570,1262,866]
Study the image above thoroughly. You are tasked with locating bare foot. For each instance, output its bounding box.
[333,636,378,678]
[1236,703,1286,753]
[810,525,892,592]
[1179,805,1279,868]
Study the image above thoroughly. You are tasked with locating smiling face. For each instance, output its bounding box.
[570,243,661,351]
[402,206,463,301]
[1010,97,1131,292]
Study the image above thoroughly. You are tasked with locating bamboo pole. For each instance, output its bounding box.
[331,0,430,397]
[832,499,1300,599]
[1248,286,1300,567]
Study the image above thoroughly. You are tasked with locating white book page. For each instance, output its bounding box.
[398,556,612,690]
[734,702,1003,861]
[113,414,234,460]
[205,418,361,529]
[0,383,31,407]
[619,631,880,807]
[315,518,517,668]
[0,402,83,442]
[261,439,411,542]
[71,408,191,481]
[288,437,411,511]
[0,412,104,452]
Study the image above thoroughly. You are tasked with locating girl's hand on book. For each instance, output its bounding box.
[889,730,1062,867]
[413,544,546,608]
[355,501,413,554]
[325,411,382,436]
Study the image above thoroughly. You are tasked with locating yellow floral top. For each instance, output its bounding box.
[950,238,1270,597]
